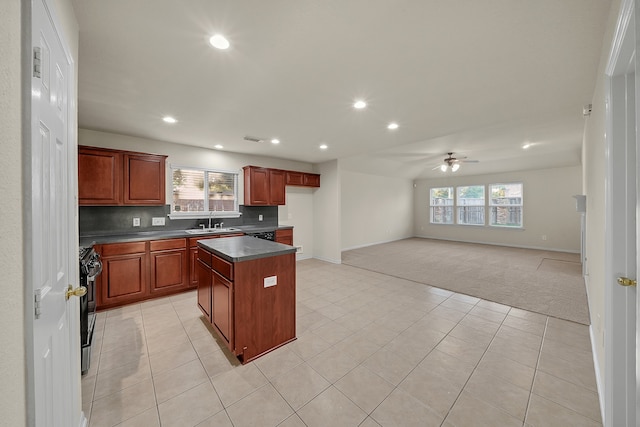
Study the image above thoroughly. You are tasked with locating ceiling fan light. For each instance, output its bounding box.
[452,163,460,172]
[440,164,448,172]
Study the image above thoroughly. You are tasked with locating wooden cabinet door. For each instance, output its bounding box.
[189,247,198,288]
[303,173,320,187]
[285,171,304,186]
[99,252,147,307]
[275,229,293,246]
[269,169,286,205]
[212,270,233,346]
[150,249,187,294]
[244,166,270,205]
[196,258,212,321]
[124,153,166,205]
[78,146,122,205]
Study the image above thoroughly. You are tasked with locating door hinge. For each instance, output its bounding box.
[33,46,41,78]
[34,289,42,319]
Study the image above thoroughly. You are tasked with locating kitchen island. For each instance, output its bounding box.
[196,236,297,363]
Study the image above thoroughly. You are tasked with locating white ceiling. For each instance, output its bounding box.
[72,0,611,179]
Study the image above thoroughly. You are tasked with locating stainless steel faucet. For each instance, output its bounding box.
[208,211,213,229]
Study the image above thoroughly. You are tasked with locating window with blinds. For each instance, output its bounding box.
[171,167,238,215]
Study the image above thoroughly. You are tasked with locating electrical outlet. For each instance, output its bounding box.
[258,214,263,221]
[295,245,303,253]
[542,235,547,241]
[152,217,165,226]
[133,217,140,227]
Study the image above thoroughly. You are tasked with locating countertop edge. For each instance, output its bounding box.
[80,225,293,248]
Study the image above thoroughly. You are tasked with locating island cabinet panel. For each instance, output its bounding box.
[196,259,212,321]
[212,270,233,344]
[234,253,296,363]
[149,238,188,295]
[78,147,122,205]
[124,153,166,205]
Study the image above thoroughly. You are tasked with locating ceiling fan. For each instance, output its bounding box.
[433,152,479,172]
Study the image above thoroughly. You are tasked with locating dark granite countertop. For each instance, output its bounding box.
[197,235,296,262]
[79,224,294,248]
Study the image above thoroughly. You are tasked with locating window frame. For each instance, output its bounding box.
[456,185,485,226]
[169,165,241,219]
[488,182,524,228]
[428,182,524,228]
[429,186,455,224]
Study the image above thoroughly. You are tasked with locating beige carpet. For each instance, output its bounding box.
[342,238,590,325]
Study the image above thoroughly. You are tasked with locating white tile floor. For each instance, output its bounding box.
[83,259,602,427]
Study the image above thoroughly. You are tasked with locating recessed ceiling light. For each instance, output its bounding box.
[209,34,230,50]
[214,144,223,149]
[353,100,367,109]
[387,122,399,130]
[271,139,280,144]
[319,144,328,150]
[522,143,531,149]
[162,116,177,124]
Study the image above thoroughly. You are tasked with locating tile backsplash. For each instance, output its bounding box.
[79,205,278,236]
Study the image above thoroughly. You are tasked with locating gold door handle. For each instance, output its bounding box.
[617,277,637,287]
[66,285,87,300]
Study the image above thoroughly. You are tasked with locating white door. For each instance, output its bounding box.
[30,0,81,426]
[605,1,639,426]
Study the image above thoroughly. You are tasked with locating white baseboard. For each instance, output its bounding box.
[341,236,413,252]
[589,323,606,425]
[583,274,605,424]
[413,235,580,254]
[312,255,342,264]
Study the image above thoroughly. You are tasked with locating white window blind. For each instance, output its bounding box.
[171,167,239,216]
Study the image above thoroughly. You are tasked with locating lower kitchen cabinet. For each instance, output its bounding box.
[196,250,212,321]
[149,238,188,295]
[97,241,148,308]
[197,240,296,363]
[275,228,293,245]
[212,270,233,343]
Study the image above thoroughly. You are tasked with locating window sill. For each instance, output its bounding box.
[168,211,242,220]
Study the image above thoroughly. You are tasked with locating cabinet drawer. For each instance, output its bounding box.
[212,254,233,281]
[101,241,146,257]
[150,238,186,252]
[198,248,212,267]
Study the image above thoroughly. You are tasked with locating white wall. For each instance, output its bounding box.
[583,0,622,400]
[414,166,582,252]
[278,186,315,260]
[79,128,317,258]
[1,1,26,425]
[313,160,341,263]
[341,170,414,250]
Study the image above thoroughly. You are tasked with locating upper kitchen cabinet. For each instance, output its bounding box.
[78,146,167,206]
[244,166,320,206]
[124,152,166,205]
[78,146,122,205]
[285,171,320,188]
[243,166,286,206]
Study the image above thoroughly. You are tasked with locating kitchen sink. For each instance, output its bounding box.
[185,227,242,235]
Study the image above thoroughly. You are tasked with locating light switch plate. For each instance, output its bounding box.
[258,214,263,221]
[133,217,140,227]
[152,217,165,226]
